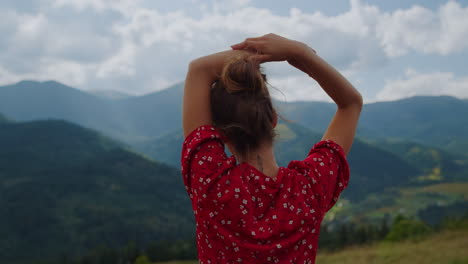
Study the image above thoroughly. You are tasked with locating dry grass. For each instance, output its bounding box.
[155,229,468,264]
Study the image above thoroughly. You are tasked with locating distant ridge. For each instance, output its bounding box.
[0,80,138,142]
[275,95,468,156]
[1,80,467,155]
[89,89,135,100]
[0,80,185,143]
[0,112,10,123]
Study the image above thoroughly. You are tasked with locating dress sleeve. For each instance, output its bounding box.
[289,139,350,214]
[181,125,231,200]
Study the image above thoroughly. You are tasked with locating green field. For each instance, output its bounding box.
[154,229,468,264]
[324,182,468,223]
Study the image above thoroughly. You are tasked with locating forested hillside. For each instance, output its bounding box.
[0,112,10,123]
[0,120,194,264]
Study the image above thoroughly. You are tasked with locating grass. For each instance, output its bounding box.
[400,182,468,198]
[327,182,468,223]
[316,229,468,264]
[154,229,468,264]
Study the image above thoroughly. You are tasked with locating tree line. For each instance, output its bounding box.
[35,212,468,264]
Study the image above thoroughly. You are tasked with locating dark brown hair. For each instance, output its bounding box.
[210,55,277,159]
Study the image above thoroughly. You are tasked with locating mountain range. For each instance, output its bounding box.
[0,80,467,263]
[0,112,9,123]
[1,80,468,156]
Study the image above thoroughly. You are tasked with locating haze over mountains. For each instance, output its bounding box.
[1,80,467,155]
[0,80,183,143]
[0,112,9,123]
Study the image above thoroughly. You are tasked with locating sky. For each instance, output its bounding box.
[0,0,467,103]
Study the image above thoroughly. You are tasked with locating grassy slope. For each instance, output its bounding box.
[154,229,468,264]
[325,182,468,223]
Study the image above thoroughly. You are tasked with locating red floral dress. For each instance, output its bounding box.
[181,125,350,264]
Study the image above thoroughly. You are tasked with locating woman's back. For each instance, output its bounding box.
[181,124,349,263]
[182,33,362,263]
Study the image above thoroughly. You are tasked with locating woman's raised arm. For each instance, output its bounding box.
[182,50,252,138]
[232,33,363,155]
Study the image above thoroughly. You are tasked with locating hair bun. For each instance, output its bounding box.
[221,56,267,95]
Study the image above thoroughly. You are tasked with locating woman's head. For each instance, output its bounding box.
[210,55,277,159]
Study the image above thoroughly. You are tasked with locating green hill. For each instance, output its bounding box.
[274,122,420,202]
[326,182,468,225]
[116,82,184,143]
[0,120,194,264]
[275,96,468,156]
[367,139,468,182]
[0,112,10,123]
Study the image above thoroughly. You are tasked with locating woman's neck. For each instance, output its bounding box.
[234,143,280,179]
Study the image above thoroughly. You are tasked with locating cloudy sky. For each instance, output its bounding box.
[1,0,467,102]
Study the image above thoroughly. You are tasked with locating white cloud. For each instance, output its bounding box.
[376,1,468,57]
[0,59,89,87]
[0,0,467,101]
[51,0,140,15]
[376,69,468,101]
[268,75,334,102]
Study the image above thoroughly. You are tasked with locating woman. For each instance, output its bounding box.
[181,33,363,264]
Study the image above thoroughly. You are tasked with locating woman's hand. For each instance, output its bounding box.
[231,33,315,64]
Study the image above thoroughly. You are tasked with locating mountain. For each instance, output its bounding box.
[0,112,10,123]
[2,81,467,156]
[1,80,467,263]
[0,80,139,142]
[367,139,468,182]
[89,89,135,100]
[275,96,468,156]
[116,83,184,142]
[274,122,422,201]
[0,120,194,264]
[359,96,468,156]
[0,80,183,143]
[132,121,421,201]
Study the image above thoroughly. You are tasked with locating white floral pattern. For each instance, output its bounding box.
[181,125,350,263]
